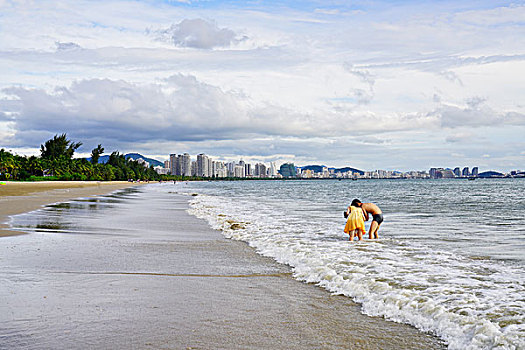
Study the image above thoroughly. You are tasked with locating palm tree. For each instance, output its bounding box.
[27,156,43,176]
[0,149,17,179]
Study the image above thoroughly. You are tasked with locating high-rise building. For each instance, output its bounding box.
[214,161,227,178]
[225,162,235,177]
[462,167,470,177]
[207,157,213,177]
[255,163,267,177]
[441,169,455,178]
[234,165,245,177]
[175,155,183,175]
[279,163,296,178]
[197,154,209,177]
[182,153,191,176]
[453,167,461,177]
[429,168,437,179]
[269,162,277,177]
[169,154,177,175]
[471,167,479,177]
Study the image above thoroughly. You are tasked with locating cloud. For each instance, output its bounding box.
[355,54,525,78]
[466,96,487,109]
[1,76,249,146]
[352,88,373,105]
[0,75,335,148]
[344,64,375,87]
[314,9,341,16]
[153,19,244,49]
[446,132,473,143]
[438,70,463,85]
[0,74,449,149]
[342,64,375,105]
[429,97,525,129]
[55,41,82,51]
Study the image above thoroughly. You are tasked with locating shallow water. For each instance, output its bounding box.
[182,179,525,350]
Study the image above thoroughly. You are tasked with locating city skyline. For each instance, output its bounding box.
[1,1,524,171]
[156,151,521,178]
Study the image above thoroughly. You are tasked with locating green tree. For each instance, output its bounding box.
[26,156,43,176]
[90,144,104,165]
[40,133,82,160]
[0,149,18,179]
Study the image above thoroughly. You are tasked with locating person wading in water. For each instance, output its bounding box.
[353,199,383,239]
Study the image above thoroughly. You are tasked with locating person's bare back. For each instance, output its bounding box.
[361,203,382,216]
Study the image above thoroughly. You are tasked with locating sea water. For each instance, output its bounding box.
[182,178,524,350]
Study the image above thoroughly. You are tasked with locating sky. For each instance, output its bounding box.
[0,0,524,172]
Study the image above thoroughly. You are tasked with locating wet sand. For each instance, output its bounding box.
[0,185,446,349]
[0,181,137,237]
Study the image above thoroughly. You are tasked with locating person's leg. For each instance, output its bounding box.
[372,223,380,239]
[357,229,363,241]
[372,214,383,239]
[349,230,355,241]
[369,221,378,239]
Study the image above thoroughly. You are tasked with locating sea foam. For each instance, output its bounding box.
[187,191,525,350]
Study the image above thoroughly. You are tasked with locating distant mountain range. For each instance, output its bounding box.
[89,153,164,167]
[300,165,364,175]
[478,171,504,178]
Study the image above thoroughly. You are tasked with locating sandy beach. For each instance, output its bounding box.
[0,181,137,237]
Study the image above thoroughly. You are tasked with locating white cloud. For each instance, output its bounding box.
[429,98,525,129]
[153,18,245,49]
[55,41,82,51]
[451,152,465,158]
[446,132,474,143]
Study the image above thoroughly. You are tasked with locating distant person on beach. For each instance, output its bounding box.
[344,199,366,241]
[354,199,383,239]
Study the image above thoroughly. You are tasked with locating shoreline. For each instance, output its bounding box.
[0,181,138,237]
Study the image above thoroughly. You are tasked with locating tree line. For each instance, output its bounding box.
[0,134,162,181]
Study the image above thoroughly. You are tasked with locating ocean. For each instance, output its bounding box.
[2,179,523,349]
[183,178,524,350]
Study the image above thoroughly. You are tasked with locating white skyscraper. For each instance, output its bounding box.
[269,162,277,177]
[234,165,245,177]
[227,162,236,177]
[182,153,191,176]
[207,157,213,177]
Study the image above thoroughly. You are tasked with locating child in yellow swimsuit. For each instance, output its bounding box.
[344,204,366,241]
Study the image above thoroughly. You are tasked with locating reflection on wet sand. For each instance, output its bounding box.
[54,271,294,278]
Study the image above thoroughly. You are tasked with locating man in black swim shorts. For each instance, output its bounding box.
[352,199,383,239]
[372,213,383,225]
